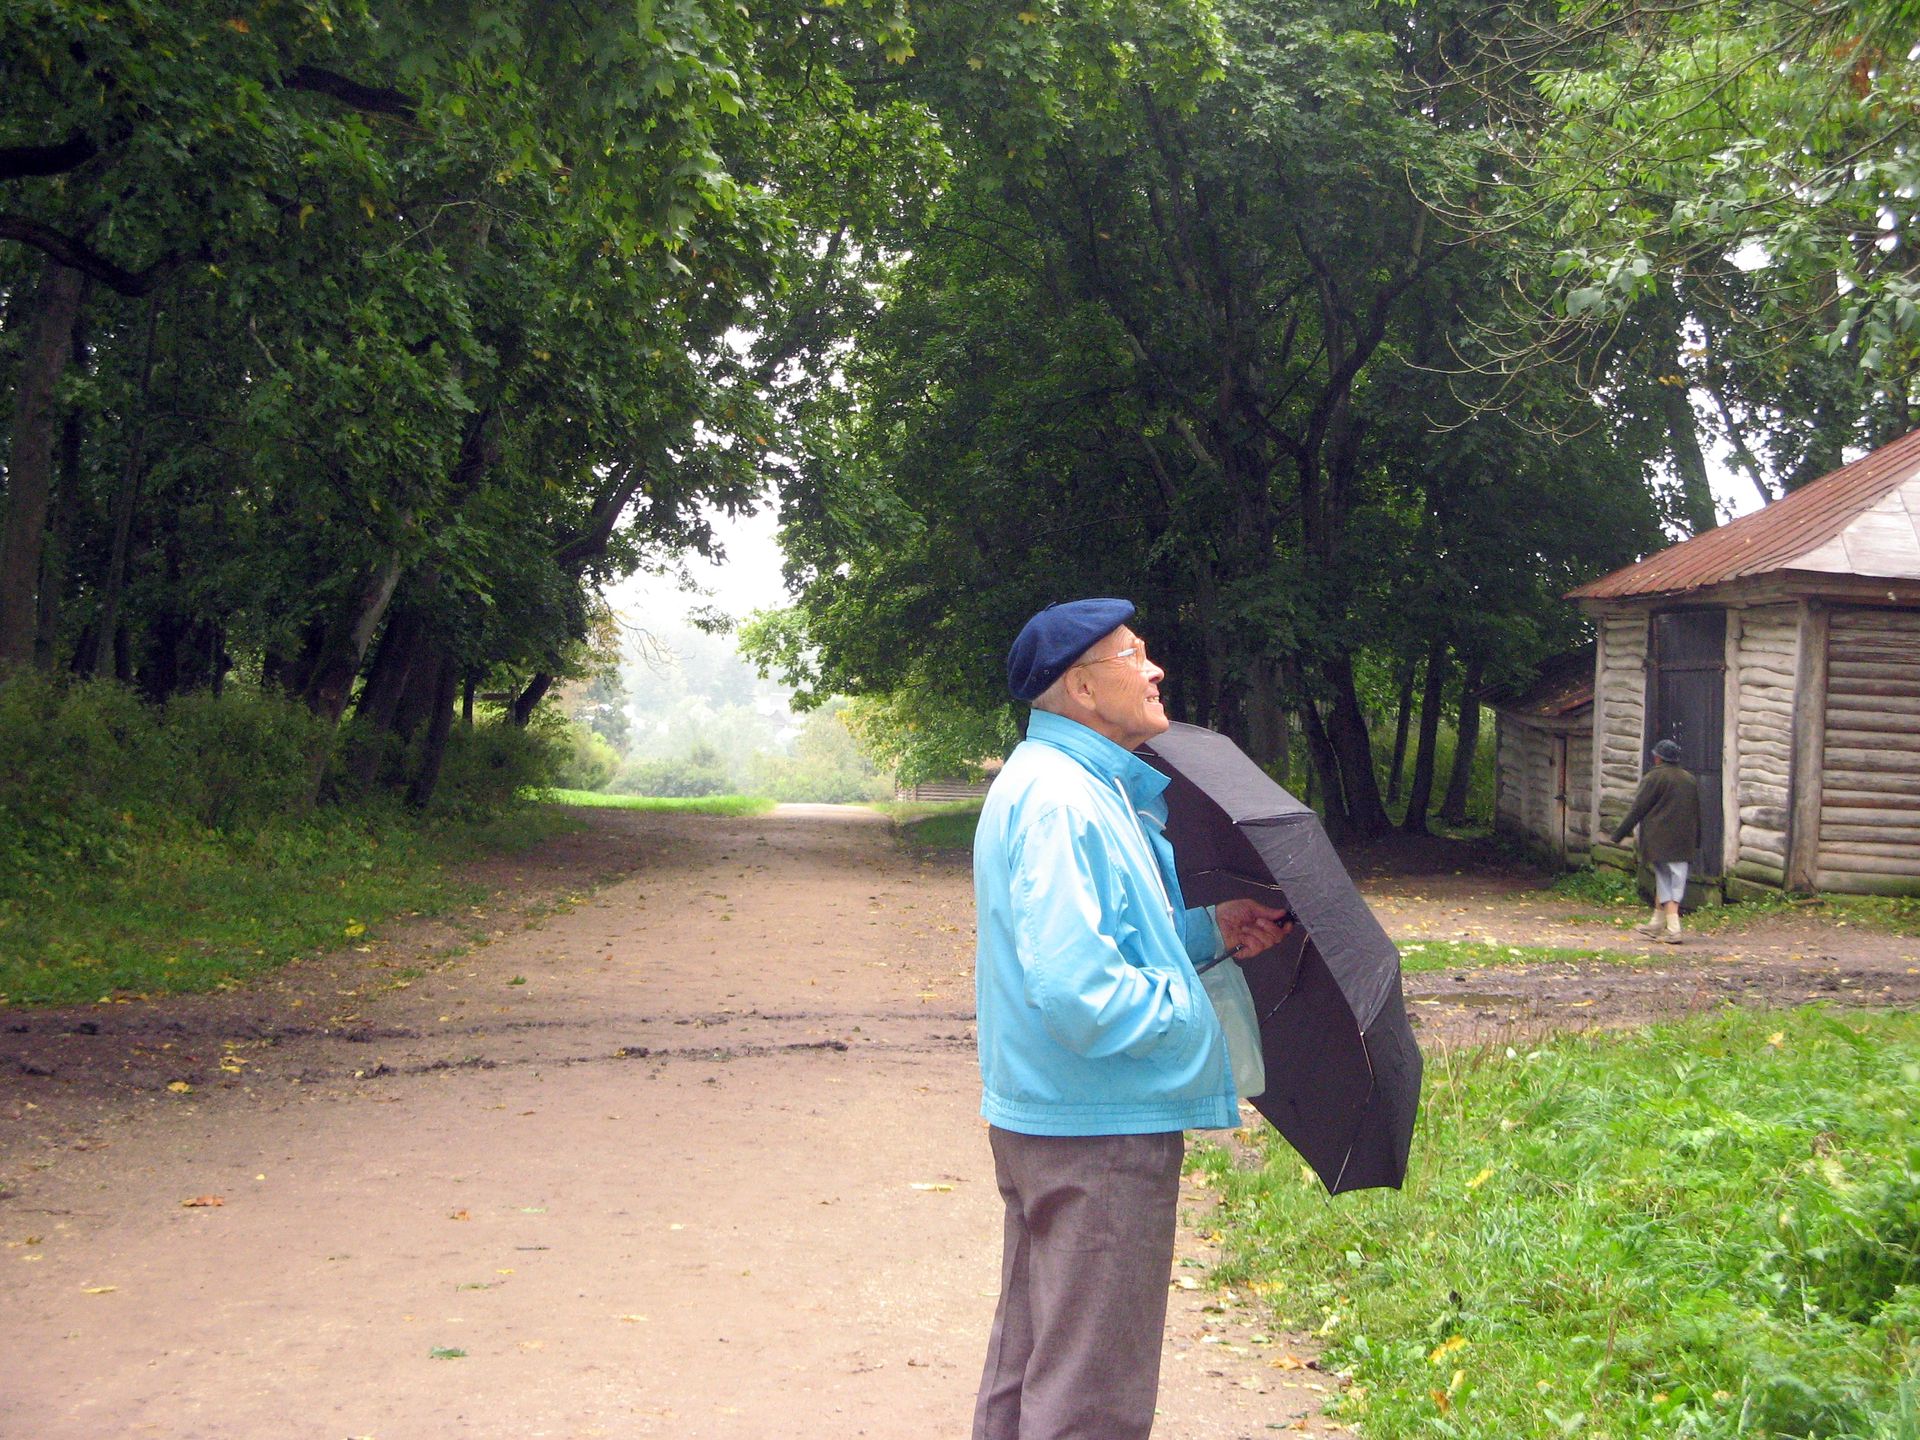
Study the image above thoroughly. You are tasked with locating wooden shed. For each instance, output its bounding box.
[1567,426,1920,899]
[1491,648,1595,868]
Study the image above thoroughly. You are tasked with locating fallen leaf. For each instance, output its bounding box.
[82,1285,117,1294]
[450,1209,471,1221]
[181,1196,225,1208]
[167,1081,192,1094]
[429,1346,467,1359]
[909,1182,953,1192]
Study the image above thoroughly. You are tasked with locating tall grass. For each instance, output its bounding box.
[1195,1007,1920,1438]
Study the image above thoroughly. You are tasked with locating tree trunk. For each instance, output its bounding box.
[1401,638,1449,835]
[1243,654,1287,770]
[462,670,477,726]
[299,555,405,724]
[390,636,448,744]
[1321,650,1393,838]
[405,653,460,811]
[343,601,430,789]
[1439,654,1486,825]
[1297,697,1342,834]
[1385,653,1417,804]
[36,371,85,667]
[85,298,161,678]
[510,671,555,727]
[0,260,85,669]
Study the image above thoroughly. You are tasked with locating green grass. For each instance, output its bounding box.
[870,799,983,849]
[1194,1007,1920,1439]
[1397,939,1647,972]
[0,807,575,1007]
[531,788,775,816]
[1549,865,1920,937]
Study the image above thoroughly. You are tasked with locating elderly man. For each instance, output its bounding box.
[1609,737,1703,944]
[971,598,1291,1440]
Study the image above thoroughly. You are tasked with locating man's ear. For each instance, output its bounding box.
[1058,666,1095,713]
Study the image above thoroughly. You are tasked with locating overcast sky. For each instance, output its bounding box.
[605,501,789,638]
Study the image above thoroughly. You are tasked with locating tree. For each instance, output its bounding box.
[755,0,1668,838]
[2,0,933,808]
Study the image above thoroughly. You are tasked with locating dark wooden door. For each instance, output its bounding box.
[1648,610,1725,877]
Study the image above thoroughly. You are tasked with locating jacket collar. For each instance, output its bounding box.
[1025,709,1170,802]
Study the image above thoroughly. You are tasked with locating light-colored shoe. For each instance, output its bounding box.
[1634,920,1663,937]
[1660,930,1683,944]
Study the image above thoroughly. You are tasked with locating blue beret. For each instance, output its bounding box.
[1652,738,1683,763]
[1006,598,1136,702]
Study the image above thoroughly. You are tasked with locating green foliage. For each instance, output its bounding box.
[0,673,562,1003]
[156,689,332,831]
[0,806,573,1006]
[427,720,558,819]
[1196,1009,1920,1439]
[0,674,329,879]
[875,800,983,850]
[550,718,621,792]
[1550,865,1645,909]
[614,743,733,798]
[746,705,893,804]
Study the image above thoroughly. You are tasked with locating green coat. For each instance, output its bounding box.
[1610,763,1702,865]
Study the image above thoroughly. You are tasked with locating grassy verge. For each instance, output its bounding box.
[0,807,574,1007]
[1195,1007,1920,1439]
[1397,939,1648,972]
[533,788,775,816]
[871,799,983,849]
[1549,865,1920,937]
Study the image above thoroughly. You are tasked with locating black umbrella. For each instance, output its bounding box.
[1139,722,1421,1193]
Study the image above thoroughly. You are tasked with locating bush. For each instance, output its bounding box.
[551,719,621,792]
[159,688,329,831]
[429,721,559,818]
[612,743,732,798]
[0,674,159,894]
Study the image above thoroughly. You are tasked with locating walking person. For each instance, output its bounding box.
[1610,737,1703,944]
[970,598,1291,1440]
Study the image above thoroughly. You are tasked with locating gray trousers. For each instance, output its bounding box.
[971,1127,1184,1440]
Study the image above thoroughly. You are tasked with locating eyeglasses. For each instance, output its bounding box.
[1072,643,1149,671]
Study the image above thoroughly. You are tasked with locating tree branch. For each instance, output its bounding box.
[0,133,102,181]
[284,65,419,123]
[0,213,173,296]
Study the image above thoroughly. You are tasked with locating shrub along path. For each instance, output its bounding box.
[2,808,1915,1439]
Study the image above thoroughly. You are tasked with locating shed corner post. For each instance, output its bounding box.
[1587,616,1608,854]
[1785,600,1830,892]
[1722,607,1742,882]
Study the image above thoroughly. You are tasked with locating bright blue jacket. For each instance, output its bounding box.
[973,709,1237,1136]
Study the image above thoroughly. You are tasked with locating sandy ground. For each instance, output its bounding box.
[0,809,1343,1440]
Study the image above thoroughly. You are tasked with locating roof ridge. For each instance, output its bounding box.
[1567,424,1920,600]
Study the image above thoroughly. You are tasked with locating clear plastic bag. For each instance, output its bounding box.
[1198,957,1266,1100]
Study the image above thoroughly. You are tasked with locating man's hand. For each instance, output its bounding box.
[1215,898,1294,959]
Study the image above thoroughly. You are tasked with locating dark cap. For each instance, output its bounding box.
[1652,738,1683,763]
[1006,598,1136,702]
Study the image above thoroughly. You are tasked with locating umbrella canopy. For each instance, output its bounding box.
[1139,722,1421,1193]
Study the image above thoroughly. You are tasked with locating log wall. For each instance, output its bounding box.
[1590,612,1648,845]
[1816,607,1920,895]
[1729,604,1799,888]
[1494,716,1593,866]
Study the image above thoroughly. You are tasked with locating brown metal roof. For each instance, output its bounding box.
[1566,424,1920,601]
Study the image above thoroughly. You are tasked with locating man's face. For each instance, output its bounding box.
[1071,626,1169,750]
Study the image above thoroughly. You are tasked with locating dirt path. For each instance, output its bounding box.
[1342,835,1920,1047]
[0,809,1337,1440]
